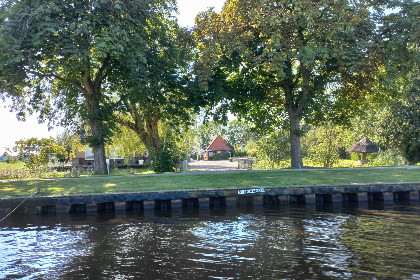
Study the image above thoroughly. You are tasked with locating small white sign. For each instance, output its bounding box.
[238,188,265,195]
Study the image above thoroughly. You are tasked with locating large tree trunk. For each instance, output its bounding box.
[288,107,303,168]
[89,117,108,175]
[144,115,161,153]
[122,107,162,156]
[85,74,108,175]
[93,143,107,175]
[284,60,309,169]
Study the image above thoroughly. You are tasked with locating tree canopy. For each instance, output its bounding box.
[112,15,196,158]
[8,137,67,169]
[194,0,417,168]
[0,0,176,174]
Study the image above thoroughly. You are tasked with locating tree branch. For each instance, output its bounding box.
[50,73,87,94]
[94,53,111,92]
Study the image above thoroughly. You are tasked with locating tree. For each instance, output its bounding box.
[8,137,67,169]
[113,15,195,166]
[303,123,344,168]
[381,77,420,164]
[255,129,290,169]
[108,125,146,164]
[194,0,415,168]
[0,0,175,174]
[224,120,260,150]
[55,130,74,162]
[377,1,420,164]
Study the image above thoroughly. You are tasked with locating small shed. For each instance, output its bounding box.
[204,135,232,161]
[346,137,379,165]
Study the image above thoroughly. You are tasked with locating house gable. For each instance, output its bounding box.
[206,135,231,151]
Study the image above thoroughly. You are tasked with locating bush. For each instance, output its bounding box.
[365,150,407,167]
[254,159,290,170]
[232,144,248,157]
[223,152,231,160]
[212,152,221,160]
[255,130,290,169]
[303,124,343,168]
[0,166,62,180]
[150,145,175,173]
[349,152,361,161]
[0,167,31,180]
[64,166,94,177]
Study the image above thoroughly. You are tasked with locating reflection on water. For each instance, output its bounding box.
[0,225,91,279]
[1,203,420,279]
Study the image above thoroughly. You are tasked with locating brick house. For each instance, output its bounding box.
[204,135,232,161]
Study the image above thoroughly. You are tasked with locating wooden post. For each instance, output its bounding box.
[97,202,115,213]
[316,194,333,204]
[126,201,144,212]
[290,195,306,204]
[237,196,254,208]
[154,199,172,211]
[37,205,56,215]
[368,192,384,202]
[342,193,358,203]
[209,197,226,209]
[182,198,199,209]
[67,204,86,215]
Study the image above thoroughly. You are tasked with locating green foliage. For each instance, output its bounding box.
[303,124,344,168]
[222,152,231,160]
[224,120,260,150]
[212,152,222,160]
[245,140,258,158]
[8,138,67,170]
[233,145,248,157]
[194,0,416,168]
[0,0,176,174]
[113,13,196,160]
[349,152,362,162]
[0,163,63,180]
[380,77,420,164]
[254,130,290,169]
[0,166,33,180]
[172,124,199,160]
[55,130,73,160]
[364,150,407,167]
[150,142,175,173]
[108,125,146,164]
[64,166,94,178]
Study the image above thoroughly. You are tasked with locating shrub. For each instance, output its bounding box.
[212,152,222,160]
[365,150,407,167]
[0,166,63,180]
[150,145,175,173]
[223,152,231,160]
[303,124,344,168]
[254,159,289,170]
[255,130,290,169]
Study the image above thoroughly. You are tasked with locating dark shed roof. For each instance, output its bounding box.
[346,137,379,153]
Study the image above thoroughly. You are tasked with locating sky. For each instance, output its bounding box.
[0,0,225,153]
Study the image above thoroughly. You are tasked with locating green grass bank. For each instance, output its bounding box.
[1,167,420,198]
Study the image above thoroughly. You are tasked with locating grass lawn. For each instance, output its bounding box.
[0,161,26,170]
[1,167,420,198]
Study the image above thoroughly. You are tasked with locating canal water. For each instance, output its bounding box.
[1,201,420,279]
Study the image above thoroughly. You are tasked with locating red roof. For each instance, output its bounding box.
[206,135,231,151]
